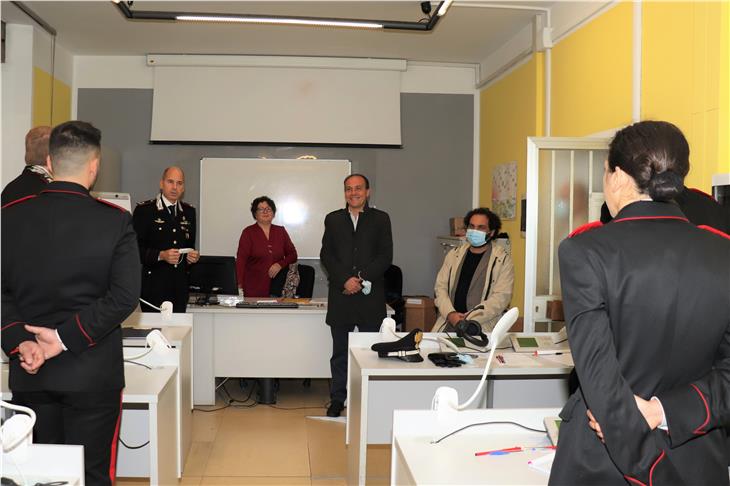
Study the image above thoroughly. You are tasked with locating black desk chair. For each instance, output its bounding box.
[296,264,315,298]
[270,263,315,298]
[385,264,405,331]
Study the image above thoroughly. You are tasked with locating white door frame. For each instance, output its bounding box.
[524,137,610,332]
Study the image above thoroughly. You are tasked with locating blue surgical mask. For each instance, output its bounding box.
[466,229,489,247]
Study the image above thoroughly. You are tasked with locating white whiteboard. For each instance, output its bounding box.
[200,158,350,259]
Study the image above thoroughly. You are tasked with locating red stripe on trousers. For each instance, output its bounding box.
[108,391,123,484]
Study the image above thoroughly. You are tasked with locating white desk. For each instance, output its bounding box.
[191,302,394,406]
[391,408,561,485]
[1,443,84,485]
[1,364,178,486]
[346,333,572,485]
[121,323,192,479]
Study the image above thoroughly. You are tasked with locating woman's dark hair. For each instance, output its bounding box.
[464,207,501,234]
[250,196,276,218]
[608,121,689,202]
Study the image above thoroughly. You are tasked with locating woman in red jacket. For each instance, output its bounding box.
[236,196,298,297]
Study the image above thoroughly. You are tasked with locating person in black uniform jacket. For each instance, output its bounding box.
[133,166,200,312]
[1,121,141,485]
[1,126,52,206]
[320,174,393,417]
[549,121,730,485]
[600,186,730,232]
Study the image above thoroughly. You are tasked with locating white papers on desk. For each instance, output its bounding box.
[528,450,555,476]
[533,353,573,367]
[496,353,541,367]
[218,295,243,306]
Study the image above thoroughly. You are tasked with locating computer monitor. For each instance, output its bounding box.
[188,256,238,300]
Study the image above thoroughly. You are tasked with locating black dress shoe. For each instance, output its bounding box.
[327,400,344,417]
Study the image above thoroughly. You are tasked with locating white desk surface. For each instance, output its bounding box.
[392,408,561,485]
[122,325,191,347]
[351,347,573,377]
[121,365,177,403]
[1,364,176,404]
[1,443,84,486]
[188,301,393,315]
[187,303,327,315]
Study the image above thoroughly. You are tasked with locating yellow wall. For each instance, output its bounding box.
[32,67,71,127]
[478,0,729,317]
[551,2,634,137]
[479,54,544,315]
[643,1,730,190]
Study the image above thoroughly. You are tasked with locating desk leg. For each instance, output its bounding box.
[486,378,494,408]
[193,313,215,405]
[152,377,179,486]
[347,363,368,485]
[148,402,159,485]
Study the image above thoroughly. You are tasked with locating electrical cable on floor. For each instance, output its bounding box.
[432,420,547,444]
[193,378,330,412]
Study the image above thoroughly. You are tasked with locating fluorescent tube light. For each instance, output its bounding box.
[437,0,453,16]
[175,15,383,29]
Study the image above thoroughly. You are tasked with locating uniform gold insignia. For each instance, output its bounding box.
[154,218,165,224]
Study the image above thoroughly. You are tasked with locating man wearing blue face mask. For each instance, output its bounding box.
[433,207,514,333]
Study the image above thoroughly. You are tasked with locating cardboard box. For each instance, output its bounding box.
[403,296,437,332]
[449,217,465,236]
[546,300,564,321]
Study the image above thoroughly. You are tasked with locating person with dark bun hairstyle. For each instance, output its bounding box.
[549,121,730,485]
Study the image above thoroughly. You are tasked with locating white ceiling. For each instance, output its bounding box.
[2,1,554,64]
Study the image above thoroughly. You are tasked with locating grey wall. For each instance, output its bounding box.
[78,89,473,296]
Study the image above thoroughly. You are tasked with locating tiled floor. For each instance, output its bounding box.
[117,379,390,486]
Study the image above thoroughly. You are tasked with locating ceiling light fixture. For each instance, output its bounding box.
[113,1,452,32]
[175,15,383,30]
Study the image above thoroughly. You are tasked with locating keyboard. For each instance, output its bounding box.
[235,302,299,309]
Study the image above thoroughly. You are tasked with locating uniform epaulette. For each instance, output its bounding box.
[569,220,603,238]
[698,225,730,241]
[1,194,37,210]
[688,188,717,201]
[136,199,155,206]
[181,201,195,209]
[96,198,126,212]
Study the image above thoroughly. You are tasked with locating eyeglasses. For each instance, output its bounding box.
[256,207,273,213]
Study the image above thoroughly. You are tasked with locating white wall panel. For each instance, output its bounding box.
[151,66,401,145]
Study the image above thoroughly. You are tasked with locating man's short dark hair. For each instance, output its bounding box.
[250,195,276,218]
[344,173,370,189]
[49,121,101,177]
[464,207,501,234]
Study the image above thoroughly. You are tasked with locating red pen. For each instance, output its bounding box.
[474,446,522,457]
[475,445,555,457]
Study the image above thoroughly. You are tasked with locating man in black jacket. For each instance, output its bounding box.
[1,126,52,206]
[133,167,200,312]
[1,121,141,485]
[320,174,393,417]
